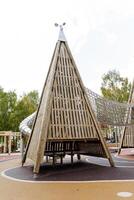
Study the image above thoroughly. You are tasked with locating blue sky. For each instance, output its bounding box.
[0,0,134,96]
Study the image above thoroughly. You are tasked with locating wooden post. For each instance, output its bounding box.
[3,135,7,153]
[60,155,63,164]
[8,133,12,155]
[77,154,81,160]
[71,142,74,165]
[20,135,24,160]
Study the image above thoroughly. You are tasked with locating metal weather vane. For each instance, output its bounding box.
[54,22,66,30]
[54,22,66,41]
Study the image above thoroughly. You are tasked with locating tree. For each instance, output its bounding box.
[9,90,39,131]
[0,87,17,131]
[101,69,131,102]
[0,87,39,132]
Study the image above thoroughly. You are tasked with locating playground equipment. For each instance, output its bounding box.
[20,25,114,174]
[86,88,134,126]
[20,25,134,173]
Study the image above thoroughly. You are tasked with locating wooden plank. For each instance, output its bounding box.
[66,64,77,138]
[69,60,81,138]
[81,99,90,138]
[23,42,61,170]
[66,56,75,138]
[55,66,62,139]
[32,42,61,173]
[76,84,85,138]
[61,45,72,139]
[59,54,68,139]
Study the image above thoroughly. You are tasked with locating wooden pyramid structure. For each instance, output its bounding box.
[23,26,114,173]
[119,80,134,153]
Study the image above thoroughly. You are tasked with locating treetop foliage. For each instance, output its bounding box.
[0,88,39,131]
[101,69,131,102]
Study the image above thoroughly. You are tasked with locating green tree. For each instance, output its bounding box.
[9,90,39,131]
[0,87,17,131]
[101,70,131,102]
[0,87,39,131]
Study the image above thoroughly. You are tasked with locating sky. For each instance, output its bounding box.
[0,0,134,96]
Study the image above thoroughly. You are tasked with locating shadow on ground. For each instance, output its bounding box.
[3,156,134,182]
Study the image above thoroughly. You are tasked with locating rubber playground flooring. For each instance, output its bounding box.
[1,151,134,200]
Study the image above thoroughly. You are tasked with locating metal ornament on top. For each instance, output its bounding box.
[54,22,66,41]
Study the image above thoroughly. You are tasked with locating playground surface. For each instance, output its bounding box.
[1,150,134,200]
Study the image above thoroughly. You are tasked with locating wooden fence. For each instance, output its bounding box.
[0,131,21,154]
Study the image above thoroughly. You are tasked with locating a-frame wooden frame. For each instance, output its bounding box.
[23,29,114,173]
